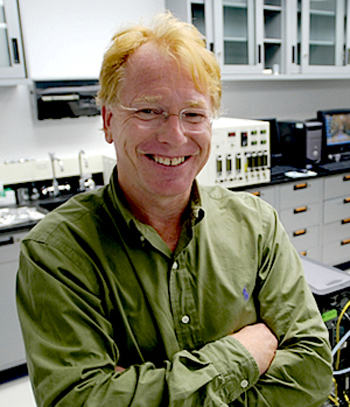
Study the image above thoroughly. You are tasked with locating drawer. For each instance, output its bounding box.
[287,225,320,252]
[322,238,350,266]
[279,178,322,209]
[323,220,350,245]
[324,172,350,200]
[299,247,322,262]
[324,196,350,224]
[246,186,276,208]
[280,202,321,232]
[0,231,27,264]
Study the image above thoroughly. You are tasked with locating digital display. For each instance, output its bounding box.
[324,113,350,147]
[317,109,350,161]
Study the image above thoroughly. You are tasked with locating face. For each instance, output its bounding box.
[102,43,212,203]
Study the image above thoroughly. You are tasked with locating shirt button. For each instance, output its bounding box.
[140,235,145,242]
[240,379,249,389]
[172,262,178,270]
[181,315,190,324]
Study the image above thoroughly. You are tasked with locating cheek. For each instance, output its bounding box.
[197,131,212,157]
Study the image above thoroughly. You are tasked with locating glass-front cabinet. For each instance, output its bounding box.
[213,0,263,74]
[0,0,26,79]
[166,0,350,77]
[299,0,350,74]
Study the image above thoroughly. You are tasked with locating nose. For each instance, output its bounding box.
[157,114,188,147]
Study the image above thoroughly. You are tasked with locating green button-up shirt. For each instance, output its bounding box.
[17,169,332,406]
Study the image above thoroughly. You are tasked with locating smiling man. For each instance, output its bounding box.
[17,13,332,407]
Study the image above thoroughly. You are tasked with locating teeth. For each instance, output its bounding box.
[153,156,185,166]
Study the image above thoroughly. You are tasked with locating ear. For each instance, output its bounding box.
[102,105,114,144]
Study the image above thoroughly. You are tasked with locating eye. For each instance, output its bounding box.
[181,110,207,123]
[135,107,163,120]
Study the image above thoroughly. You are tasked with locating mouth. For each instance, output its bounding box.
[147,155,188,167]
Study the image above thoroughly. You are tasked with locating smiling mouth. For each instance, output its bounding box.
[147,155,188,167]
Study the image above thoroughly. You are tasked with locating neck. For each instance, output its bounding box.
[119,180,192,252]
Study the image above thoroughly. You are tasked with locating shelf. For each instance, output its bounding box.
[224,37,248,42]
[221,73,350,81]
[264,38,282,44]
[310,10,336,17]
[223,2,247,8]
[309,40,335,46]
[264,5,282,12]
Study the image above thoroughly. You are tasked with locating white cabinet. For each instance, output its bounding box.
[244,173,350,267]
[299,0,350,74]
[0,0,26,79]
[166,0,350,77]
[0,230,27,372]
[18,0,165,80]
[213,0,263,74]
[277,178,323,260]
[322,172,350,265]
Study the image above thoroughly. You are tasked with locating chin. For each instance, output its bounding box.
[147,179,194,198]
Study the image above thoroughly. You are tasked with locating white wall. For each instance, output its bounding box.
[0,0,349,170]
[220,79,350,121]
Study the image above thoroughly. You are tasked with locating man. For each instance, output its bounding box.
[17,13,332,407]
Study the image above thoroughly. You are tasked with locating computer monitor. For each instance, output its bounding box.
[317,109,350,162]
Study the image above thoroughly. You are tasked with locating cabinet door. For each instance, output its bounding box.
[263,0,286,73]
[164,1,216,51]
[0,0,26,78]
[300,0,350,74]
[213,0,264,74]
[285,0,301,73]
[0,231,27,371]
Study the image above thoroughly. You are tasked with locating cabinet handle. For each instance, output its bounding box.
[294,182,307,190]
[342,218,350,225]
[343,175,350,182]
[258,45,261,64]
[0,236,14,246]
[210,43,214,52]
[293,229,306,237]
[251,191,260,197]
[300,251,307,256]
[341,238,350,246]
[292,46,296,64]
[294,206,307,214]
[11,38,20,64]
[344,197,350,204]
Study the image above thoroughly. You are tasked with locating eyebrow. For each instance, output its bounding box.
[133,96,209,109]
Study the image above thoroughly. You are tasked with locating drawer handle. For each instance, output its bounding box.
[343,175,350,182]
[341,238,350,246]
[0,236,15,246]
[344,197,350,204]
[300,251,307,256]
[251,191,260,197]
[293,229,306,237]
[342,218,350,225]
[294,206,308,214]
[294,182,307,190]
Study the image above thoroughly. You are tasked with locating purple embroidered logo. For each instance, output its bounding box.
[242,286,249,301]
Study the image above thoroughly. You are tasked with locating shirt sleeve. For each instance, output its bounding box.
[241,200,333,407]
[17,236,259,407]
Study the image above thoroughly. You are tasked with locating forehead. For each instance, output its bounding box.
[120,43,210,107]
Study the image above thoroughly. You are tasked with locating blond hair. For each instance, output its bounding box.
[97,13,221,115]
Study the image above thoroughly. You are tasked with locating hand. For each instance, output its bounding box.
[231,323,278,376]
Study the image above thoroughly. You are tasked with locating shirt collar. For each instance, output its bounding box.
[108,166,205,230]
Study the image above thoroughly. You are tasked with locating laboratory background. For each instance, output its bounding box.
[1,1,350,406]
